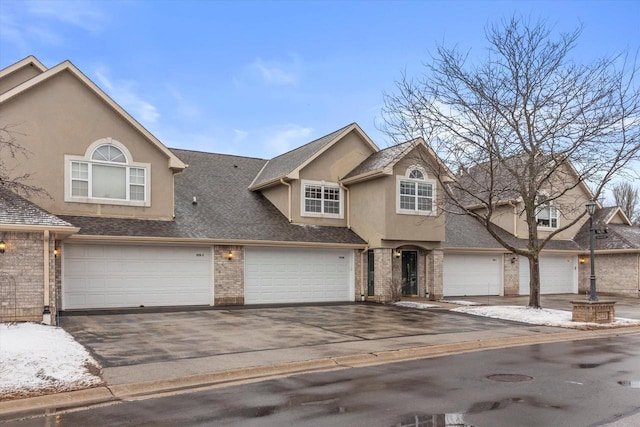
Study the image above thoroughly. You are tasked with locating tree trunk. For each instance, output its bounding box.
[528,255,541,308]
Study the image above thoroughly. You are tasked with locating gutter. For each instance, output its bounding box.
[42,230,51,325]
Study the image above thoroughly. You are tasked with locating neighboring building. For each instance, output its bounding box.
[1,56,638,324]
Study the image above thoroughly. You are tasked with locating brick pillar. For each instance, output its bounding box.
[427,249,443,300]
[213,245,244,305]
[373,248,393,302]
[503,253,519,296]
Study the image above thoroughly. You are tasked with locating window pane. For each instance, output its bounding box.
[130,168,145,185]
[409,169,424,179]
[417,183,432,197]
[130,184,145,201]
[92,164,126,199]
[305,185,322,199]
[417,197,433,211]
[92,145,126,163]
[72,180,88,197]
[400,195,415,210]
[325,200,340,214]
[400,181,415,195]
[71,162,88,179]
[324,186,340,201]
[305,199,322,212]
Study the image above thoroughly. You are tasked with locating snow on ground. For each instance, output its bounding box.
[0,323,102,400]
[451,305,640,329]
[438,300,483,306]
[395,301,439,309]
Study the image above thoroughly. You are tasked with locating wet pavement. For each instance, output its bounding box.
[60,304,529,368]
[8,333,640,426]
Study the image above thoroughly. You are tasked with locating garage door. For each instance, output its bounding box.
[244,247,353,304]
[63,244,212,309]
[444,253,502,296]
[519,255,577,295]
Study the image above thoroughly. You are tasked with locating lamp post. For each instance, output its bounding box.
[585,200,597,302]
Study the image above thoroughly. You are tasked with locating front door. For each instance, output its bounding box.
[402,251,418,296]
[367,250,375,297]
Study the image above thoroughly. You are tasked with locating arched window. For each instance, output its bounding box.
[397,167,435,215]
[66,138,149,206]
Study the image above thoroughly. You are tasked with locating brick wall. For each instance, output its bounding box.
[578,253,639,298]
[213,245,244,305]
[373,248,393,302]
[353,249,362,301]
[0,231,56,323]
[427,249,443,300]
[503,254,519,296]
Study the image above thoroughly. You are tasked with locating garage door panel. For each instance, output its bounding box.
[63,244,211,309]
[245,247,353,304]
[444,254,502,296]
[519,255,576,295]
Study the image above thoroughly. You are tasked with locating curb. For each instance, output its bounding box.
[2,326,640,419]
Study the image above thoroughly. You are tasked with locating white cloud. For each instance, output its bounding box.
[262,125,314,157]
[166,85,201,121]
[94,66,160,125]
[26,0,109,34]
[234,56,301,88]
[233,129,249,141]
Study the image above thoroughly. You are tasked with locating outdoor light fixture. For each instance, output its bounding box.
[586,200,598,301]
[579,256,586,265]
[227,250,233,260]
[0,240,5,254]
[54,247,60,257]
[394,250,401,258]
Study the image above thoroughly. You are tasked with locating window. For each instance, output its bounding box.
[65,139,150,206]
[536,194,559,229]
[397,167,435,215]
[301,180,343,218]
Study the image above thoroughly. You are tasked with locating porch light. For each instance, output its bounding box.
[227,250,234,260]
[394,250,401,258]
[0,240,5,254]
[54,247,60,257]
[586,200,597,301]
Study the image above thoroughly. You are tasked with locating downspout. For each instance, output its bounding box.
[339,182,351,229]
[43,230,51,325]
[280,178,292,222]
[508,201,518,237]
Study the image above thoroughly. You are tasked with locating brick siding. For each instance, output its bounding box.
[578,253,639,298]
[213,245,244,305]
[503,254,519,296]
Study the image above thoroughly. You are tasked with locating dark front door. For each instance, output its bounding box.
[367,250,375,296]
[402,251,418,296]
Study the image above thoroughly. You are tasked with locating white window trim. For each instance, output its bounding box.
[64,138,151,207]
[536,203,559,230]
[396,167,437,216]
[300,179,344,219]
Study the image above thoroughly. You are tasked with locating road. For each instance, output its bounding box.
[7,333,640,427]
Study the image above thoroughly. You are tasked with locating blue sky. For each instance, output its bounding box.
[1,0,639,160]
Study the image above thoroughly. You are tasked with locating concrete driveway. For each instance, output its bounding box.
[60,304,526,369]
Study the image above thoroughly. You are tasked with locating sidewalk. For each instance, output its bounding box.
[2,298,640,420]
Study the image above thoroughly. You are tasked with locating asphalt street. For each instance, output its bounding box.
[6,333,640,427]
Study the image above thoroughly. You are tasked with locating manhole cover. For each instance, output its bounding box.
[487,374,533,382]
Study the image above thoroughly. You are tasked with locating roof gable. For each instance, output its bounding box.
[0,57,186,171]
[249,123,378,189]
[342,137,455,184]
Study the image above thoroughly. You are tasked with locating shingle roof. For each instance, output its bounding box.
[250,123,354,187]
[0,186,73,227]
[443,208,582,251]
[59,149,366,246]
[573,207,640,250]
[343,141,413,179]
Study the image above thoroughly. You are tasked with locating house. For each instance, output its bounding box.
[1,56,638,324]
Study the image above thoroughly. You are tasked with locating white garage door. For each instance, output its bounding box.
[444,253,502,296]
[244,247,353,304]
[519,255,577,295]
[63,244,212,309]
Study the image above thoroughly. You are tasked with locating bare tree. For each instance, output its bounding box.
[612,181,640,225]
[382,17,640,308]
[0,124,47,197]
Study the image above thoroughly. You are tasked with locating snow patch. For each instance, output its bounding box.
[395,301,439,309]
[0,323,102,400]
[439,300,483,306]
[451,306,640,329]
